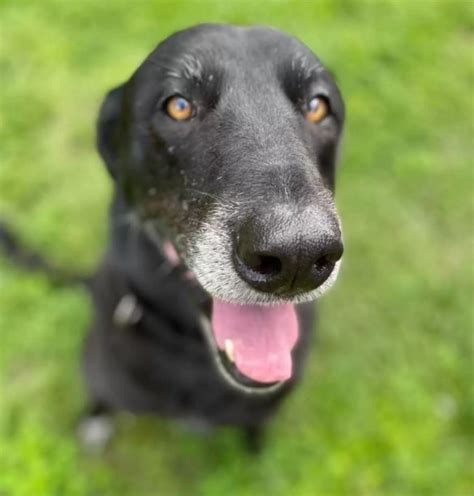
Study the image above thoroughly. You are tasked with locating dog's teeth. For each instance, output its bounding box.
[224,339,235,363]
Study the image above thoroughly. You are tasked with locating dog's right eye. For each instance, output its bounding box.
[165,96,193,121]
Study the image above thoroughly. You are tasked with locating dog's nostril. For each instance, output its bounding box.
[234,246,284,288]
[314,255,328,270]
[321,242,344,264]
[313,255,335,274]
[248,254,282,277]
[313,241,343,273]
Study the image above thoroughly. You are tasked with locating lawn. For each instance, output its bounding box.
[0,1,473,495]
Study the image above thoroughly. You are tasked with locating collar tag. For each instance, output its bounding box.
[113,293,143,328]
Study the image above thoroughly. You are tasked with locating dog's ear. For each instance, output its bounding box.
[97,84,126,178]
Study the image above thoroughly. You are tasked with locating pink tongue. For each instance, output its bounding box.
[212,300,298,383]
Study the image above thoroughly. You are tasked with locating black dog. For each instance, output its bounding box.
[3,24,345,450]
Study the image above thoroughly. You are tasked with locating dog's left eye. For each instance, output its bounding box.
[305,96,329,123]
[165,96,193,121]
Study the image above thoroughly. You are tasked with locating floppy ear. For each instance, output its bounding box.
[96,84,126,178]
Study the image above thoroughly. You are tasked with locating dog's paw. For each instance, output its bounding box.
[77,414,115,453]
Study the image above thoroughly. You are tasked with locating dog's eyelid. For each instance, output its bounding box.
[159,93,186,105]
[312,93,332,111]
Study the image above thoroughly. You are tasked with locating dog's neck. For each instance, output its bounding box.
[108,197,210,330]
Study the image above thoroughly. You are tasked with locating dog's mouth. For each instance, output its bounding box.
[200,300,298,394]
[156,234,301,394]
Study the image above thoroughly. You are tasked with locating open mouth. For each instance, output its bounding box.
[200,299,299,394]
[156,234,301,394]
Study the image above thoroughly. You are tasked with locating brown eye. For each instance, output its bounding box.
[165,96,193,121]
[305,96,329,123]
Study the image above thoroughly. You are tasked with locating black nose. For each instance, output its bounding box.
[233,214,343,295]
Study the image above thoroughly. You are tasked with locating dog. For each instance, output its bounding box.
[1,24,345,451]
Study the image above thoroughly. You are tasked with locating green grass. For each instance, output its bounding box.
[1,0,473,494]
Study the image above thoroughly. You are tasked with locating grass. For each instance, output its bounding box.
[0,0,473,494]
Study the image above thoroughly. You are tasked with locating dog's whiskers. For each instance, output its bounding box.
[185,188,242,210]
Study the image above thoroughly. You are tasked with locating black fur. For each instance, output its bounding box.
[1,24,345,449]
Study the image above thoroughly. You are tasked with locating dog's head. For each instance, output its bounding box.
[98,24,345,392]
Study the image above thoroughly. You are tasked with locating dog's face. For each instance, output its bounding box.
[98,24,345,391]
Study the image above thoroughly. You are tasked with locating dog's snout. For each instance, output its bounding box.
[234,212,343,295]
